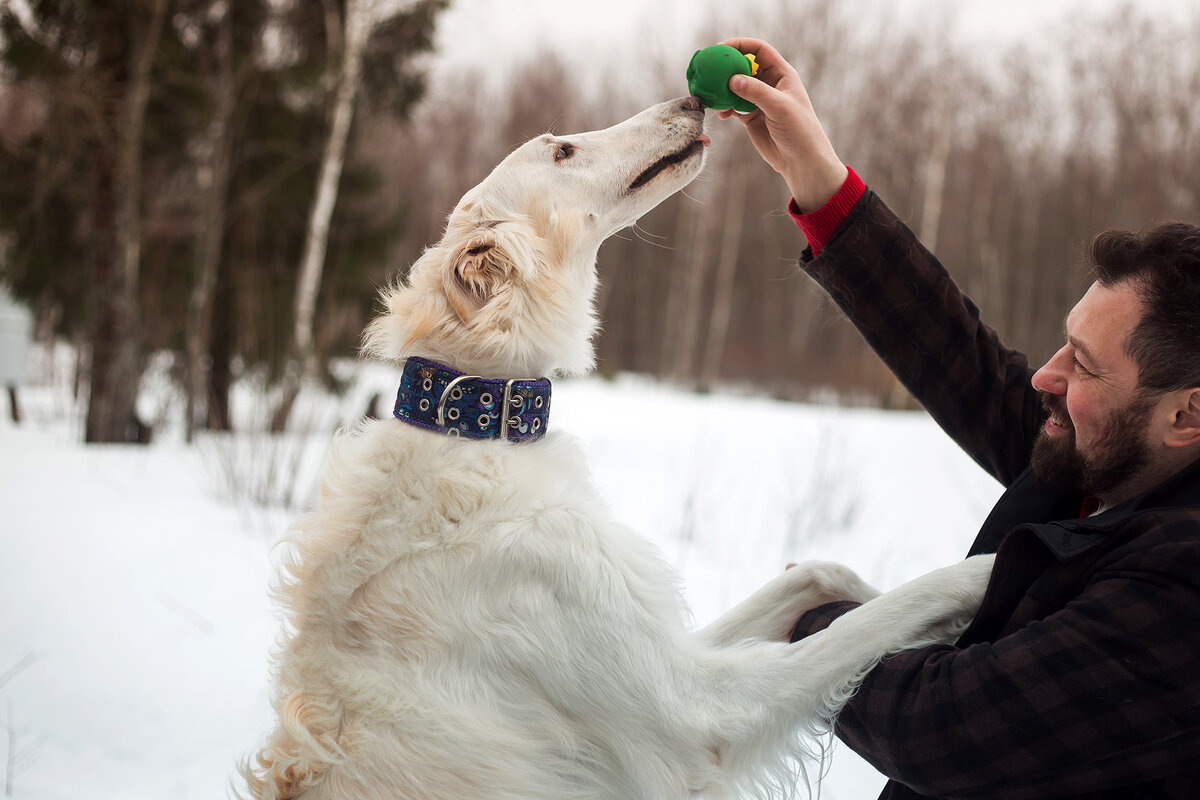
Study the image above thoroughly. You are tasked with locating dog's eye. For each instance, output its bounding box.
[554,142,576,162]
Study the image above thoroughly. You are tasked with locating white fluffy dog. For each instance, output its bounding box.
[241,98,994,800]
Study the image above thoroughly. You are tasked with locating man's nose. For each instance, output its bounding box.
[1032,346,1069,395]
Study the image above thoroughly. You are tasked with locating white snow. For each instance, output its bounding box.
[0,351,1003,799]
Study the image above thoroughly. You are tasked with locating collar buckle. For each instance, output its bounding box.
[501,378,536,441]
[435,373,482,428]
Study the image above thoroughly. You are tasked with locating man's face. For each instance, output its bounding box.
[1030,280,1157,498]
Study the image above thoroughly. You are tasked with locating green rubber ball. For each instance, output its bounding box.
[686,44,757,113]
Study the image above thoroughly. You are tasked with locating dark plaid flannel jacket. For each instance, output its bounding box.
[791,190,1200,799]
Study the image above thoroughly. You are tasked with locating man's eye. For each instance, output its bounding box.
[554,143,576,161]
[1072,355,1091,375]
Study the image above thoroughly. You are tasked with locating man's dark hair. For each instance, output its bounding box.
[1089,221,1200,393]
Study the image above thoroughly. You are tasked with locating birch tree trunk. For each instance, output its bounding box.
[658,197,701,379]
[918,116,951,255]
[271,0,371,432]
[699,167,748,391]
[85,0,167,444]
[185,5,236,443]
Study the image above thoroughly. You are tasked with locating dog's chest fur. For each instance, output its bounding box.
[276,420,692,795]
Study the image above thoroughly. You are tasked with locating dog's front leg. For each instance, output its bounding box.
[686,555,996,794]
[791,553,997,719]
[695,561,879,648]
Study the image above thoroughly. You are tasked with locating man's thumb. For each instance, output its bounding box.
[730,74,770,110]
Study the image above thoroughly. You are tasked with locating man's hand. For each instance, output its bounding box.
[717,37,848,213]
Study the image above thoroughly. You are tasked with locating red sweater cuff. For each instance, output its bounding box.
[788,166,865,257]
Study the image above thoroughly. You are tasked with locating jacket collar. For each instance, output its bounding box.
[993,455,1200,561]
[1098,452,1200,514]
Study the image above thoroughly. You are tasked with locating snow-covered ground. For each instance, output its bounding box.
[0,352,1003,799]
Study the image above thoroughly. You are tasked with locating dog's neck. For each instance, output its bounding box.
[392,356,551,443]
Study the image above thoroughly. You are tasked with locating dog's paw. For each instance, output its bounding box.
[787,560,880,606]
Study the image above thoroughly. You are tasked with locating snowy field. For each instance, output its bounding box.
[0,349,1003,799]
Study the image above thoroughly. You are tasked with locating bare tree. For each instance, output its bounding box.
[659,193,707,381]
[85,0,168,443]
[699,162,749,390]
[185,2,238,443]
[918,110,952,256]
[273,0,405,432]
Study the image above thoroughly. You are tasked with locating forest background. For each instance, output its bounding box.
[2,0,1200,444]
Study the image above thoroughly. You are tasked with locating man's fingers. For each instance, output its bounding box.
[720,37,792,87]
[729,73,780,117]
[720,37,783,64]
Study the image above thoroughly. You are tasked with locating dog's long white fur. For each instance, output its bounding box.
[240,99,995,800]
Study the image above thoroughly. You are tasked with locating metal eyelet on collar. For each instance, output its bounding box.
[437,373,482,427]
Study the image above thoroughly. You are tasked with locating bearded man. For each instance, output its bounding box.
[721,37,1200,800]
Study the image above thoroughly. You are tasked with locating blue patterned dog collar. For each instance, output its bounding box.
[393,356,551,443]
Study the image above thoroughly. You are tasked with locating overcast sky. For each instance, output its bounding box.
[430,0,1199,74]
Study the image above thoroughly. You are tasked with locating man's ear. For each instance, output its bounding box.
[444,230,505,323]
[1165,387,1200,448]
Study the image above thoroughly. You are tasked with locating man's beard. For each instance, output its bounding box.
[1030,391,1155,499]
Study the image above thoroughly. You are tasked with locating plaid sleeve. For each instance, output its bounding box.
[833,523,1200,798]
[800,192,1044,487]
[790,600,861,643]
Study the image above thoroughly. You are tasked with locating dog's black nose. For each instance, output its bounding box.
[679,96,704,113]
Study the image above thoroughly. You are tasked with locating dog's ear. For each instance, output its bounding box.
[444,229,506,323]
